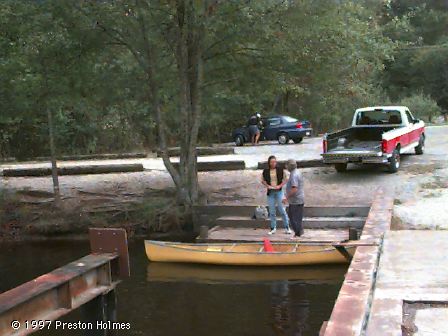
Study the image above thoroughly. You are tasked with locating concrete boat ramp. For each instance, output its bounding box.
[323,230,448,336]
[320,196,448,335]
[365,231,448,336]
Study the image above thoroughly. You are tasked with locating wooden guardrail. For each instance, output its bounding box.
[157,147,235,157]
[2,163,144,177]
[172,160,245,172]
[0,228,130,336]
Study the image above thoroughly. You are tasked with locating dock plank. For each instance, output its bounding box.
[198,226,349,243]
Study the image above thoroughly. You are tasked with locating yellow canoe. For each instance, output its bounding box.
[144,240,355,266]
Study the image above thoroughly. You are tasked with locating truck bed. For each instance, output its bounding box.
[346,140,381,150]
[324,126,400,155]
[321,106,425,171]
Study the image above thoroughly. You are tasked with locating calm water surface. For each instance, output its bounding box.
[0,239,346,336]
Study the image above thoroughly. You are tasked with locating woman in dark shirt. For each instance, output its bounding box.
[261,155,291,235]
[248,113,261,145]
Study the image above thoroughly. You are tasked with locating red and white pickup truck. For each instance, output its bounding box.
[322,106,425,173]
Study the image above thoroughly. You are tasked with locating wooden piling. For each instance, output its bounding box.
[81,290,117,336]
[199,225,209,239]
[349,227,358,240]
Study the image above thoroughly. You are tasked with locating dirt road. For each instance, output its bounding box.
[1,126,447,231]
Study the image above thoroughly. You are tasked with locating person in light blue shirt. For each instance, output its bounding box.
[284,159,305,237]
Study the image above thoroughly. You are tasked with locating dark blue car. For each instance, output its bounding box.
[232,115,312,146]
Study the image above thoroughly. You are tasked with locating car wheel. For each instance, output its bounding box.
[277,133,289,145]
[234,135,244,146]
[388,149,400,173]
[335,163,348,173]
[415,135,425,155]
[293,137,303,144]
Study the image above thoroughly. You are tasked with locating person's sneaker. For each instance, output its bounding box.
[285,228,293,234]
[268,228,276,235]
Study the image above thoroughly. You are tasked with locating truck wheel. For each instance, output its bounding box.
[388,149,400,173]
[278,133,289,145]
[335,163,348,173]
[234,135,244,146]
[415,136,425,155]
[293,137,303,144]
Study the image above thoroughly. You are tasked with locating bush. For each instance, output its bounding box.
[397,93,442,123]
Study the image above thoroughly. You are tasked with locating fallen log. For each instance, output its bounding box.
[257,159,325,170]
[0,157,16,163]
[157,147,234,157]
[34,152,148,161]
[172,160,245,172]
[2,163,144,177]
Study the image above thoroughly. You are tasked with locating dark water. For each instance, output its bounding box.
[0,240,346,336]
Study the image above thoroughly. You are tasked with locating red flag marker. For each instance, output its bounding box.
[263,238,275,252]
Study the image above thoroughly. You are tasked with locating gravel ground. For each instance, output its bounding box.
[0,137,322,171]
[1,126,447,230]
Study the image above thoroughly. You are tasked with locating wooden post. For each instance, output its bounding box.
[81,290,117,336]
[46,103,60,202]
[199,225,209,239]
[349,227,358,241]
[104,290,117,336]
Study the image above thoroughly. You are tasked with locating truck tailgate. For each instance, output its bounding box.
[323,148,382,157]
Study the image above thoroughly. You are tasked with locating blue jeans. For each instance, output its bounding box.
[267,190,290,230]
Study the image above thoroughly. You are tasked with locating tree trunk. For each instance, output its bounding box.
[271,94,282,114]
[134,1,183,194]
[172,0,206,208]
[110,0,208,209]
[284,90,290,114]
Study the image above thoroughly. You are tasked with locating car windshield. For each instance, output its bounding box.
[282,116,298,123]
[356,110,402,125]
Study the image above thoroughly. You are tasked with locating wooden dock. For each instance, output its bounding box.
[197,226,351,243]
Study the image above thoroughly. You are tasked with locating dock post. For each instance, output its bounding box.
[349,227,358,240]
[105,290,117,328]
[199,225,209,239]
[81,289,117,336]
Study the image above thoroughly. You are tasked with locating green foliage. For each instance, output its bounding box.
[201,0,396,132]
[0,0,446,159]
[397,93,443,122]
[380,0,448,112]
[0,0,151,159]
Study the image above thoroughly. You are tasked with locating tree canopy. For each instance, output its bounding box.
[1,0,446,203]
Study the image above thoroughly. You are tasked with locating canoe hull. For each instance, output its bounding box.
[145,241,355,266]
